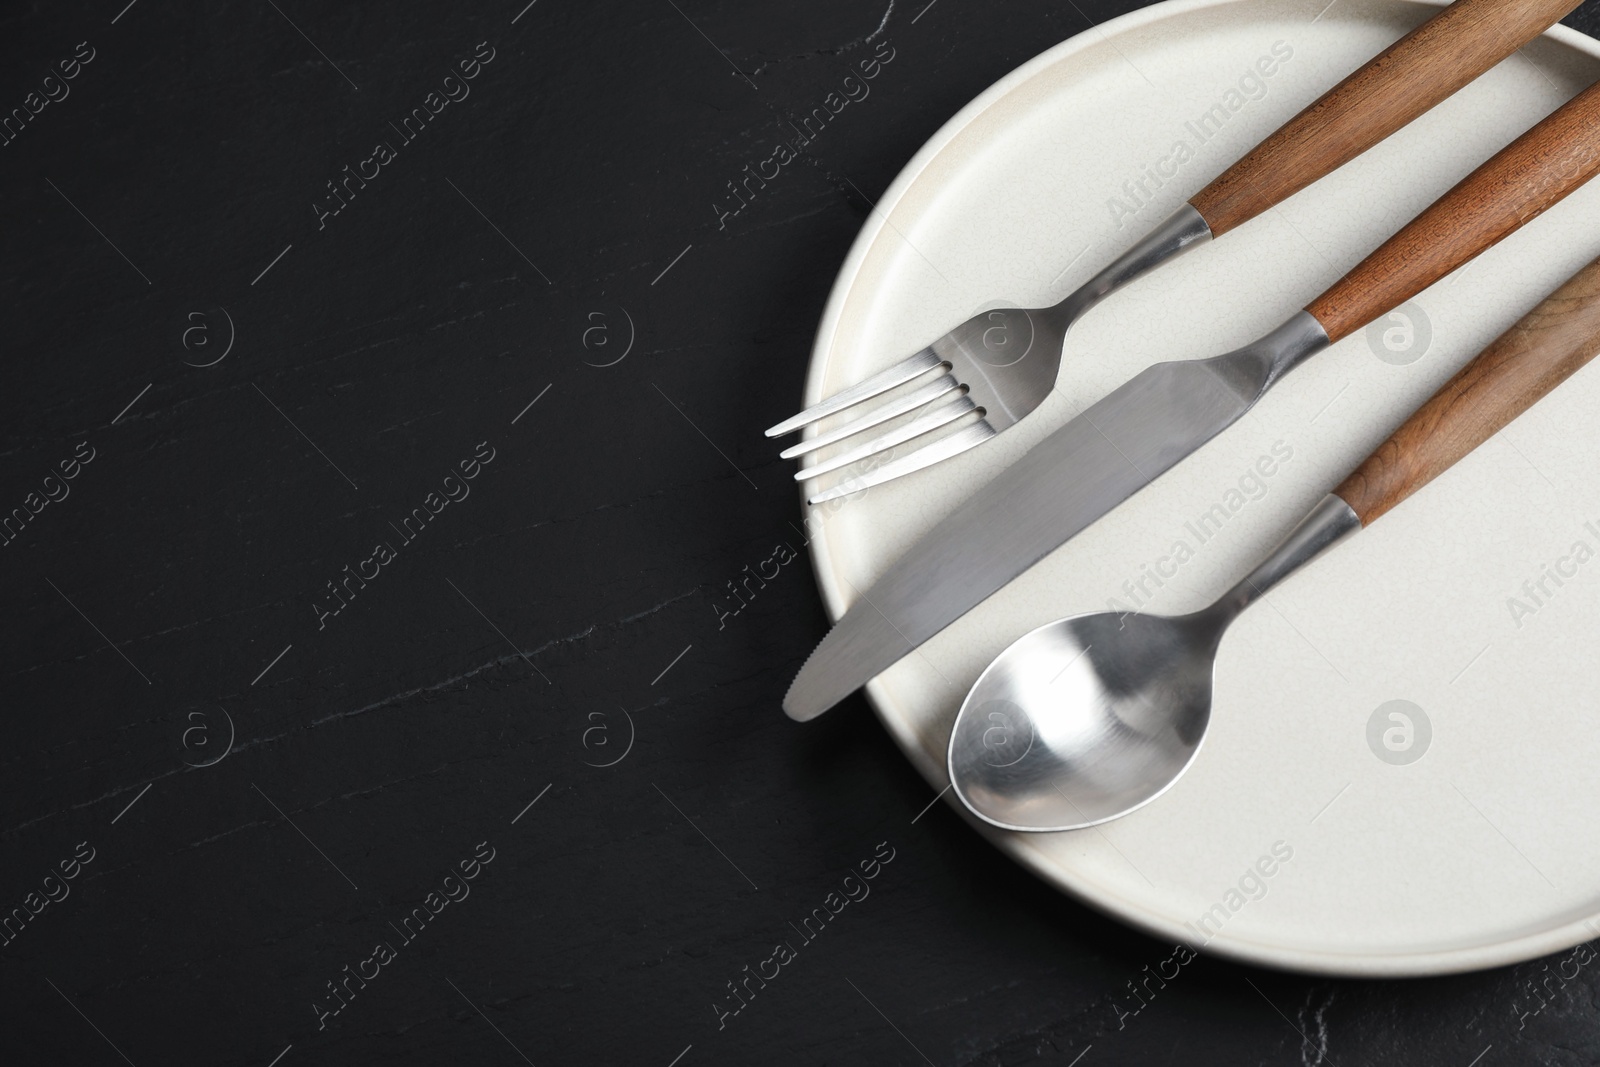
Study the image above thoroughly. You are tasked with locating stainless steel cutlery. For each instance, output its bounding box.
[768,0,1584,503]
[948,250,1600,831]
[784,75,1600,722]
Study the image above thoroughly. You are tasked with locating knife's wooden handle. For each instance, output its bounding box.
[1335,254,1600,525]
[1306,78,1600,344]
[1190,0,1582,237]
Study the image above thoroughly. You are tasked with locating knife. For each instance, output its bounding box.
[784,76,1600,721]
[772,0,1585,504]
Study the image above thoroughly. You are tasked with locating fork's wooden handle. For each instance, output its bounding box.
[1190,0,1581,237]
[1335,254,1600,525]
[1306,78,1600,344]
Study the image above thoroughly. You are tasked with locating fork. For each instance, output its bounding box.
[767,0,1582,504]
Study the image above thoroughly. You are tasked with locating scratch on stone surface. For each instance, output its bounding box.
[262,588,696,733]
[742,196,838,235]
[745,1,894,76]
[950,1005,1096,1066]
[4,590,697,839]
[177,758,481,854]
[374,407,447,437]
[427,307,490,332]
[1298,985,1334,1066]
[618,588,700,626]
[183,818,278,851]
[863,1,895,43]
[2,657,534,839]
[8,593,291,677]
[0,765,188,840]
[443,482,694,549]
[296,654,531,730]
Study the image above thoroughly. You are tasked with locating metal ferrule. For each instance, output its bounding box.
[1208,494,1361,623]
[1258,310,1333,390]
[1204,310,1332,405]
[1056,203,1212,320]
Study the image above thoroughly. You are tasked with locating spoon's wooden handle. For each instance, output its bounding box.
[1335,254,1600,525]
[1306,79,1600,344]
[1190,0,1582,237]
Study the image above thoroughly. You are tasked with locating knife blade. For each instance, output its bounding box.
[784,317,1324,721]
[783,75,1600,721]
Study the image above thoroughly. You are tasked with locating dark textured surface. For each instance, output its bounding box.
[5,1,1600,1064]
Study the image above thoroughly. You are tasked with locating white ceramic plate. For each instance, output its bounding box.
[801,0,1600,976]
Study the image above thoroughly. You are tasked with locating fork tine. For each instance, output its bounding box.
[765,348,943,438]
[779,375,960,461]
[794,396,977,482]
[807,420,997,505]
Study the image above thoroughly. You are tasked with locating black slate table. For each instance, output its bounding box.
[4,1,1600,1064]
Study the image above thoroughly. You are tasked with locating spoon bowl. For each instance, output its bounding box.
[948,495,1361,832]
[948,609,1222,832]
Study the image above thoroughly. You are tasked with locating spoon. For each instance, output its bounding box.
[949,252,1600,832]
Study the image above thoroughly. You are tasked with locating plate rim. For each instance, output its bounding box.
[798,0,1600,977]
